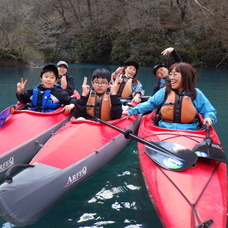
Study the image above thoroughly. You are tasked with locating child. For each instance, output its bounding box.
[56,61,75,96]
[112,61,144,103]
[73,68,122,121]
[16,64,76,113]
[153,47,182,94]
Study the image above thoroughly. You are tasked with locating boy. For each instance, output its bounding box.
[153,47,182,94]
[73,68,122,121]
[16,64,76,113]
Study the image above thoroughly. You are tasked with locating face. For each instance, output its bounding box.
[57,65,68,76]
[155,67,169,79]
[125,65,137,78]
[40,72,57,89]
[92,77,109,95]
[169,68,183,92]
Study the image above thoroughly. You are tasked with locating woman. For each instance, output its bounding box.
[124,62,216,130]
[56,61,75,96]
[112,61,144,103]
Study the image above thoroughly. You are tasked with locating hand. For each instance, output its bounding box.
[82,77,90,96]
[113,67,125,79]
[110,78,119,95]
[161,47,174,56]
[122,110,130,116]
[63,104,75,114]
[131,93,141,103]
[17,78,28,94]
[203,117,213,126]
[60,75,67,89]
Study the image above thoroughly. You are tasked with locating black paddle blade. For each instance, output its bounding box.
[145,141,198,171]
[193,139,227,163]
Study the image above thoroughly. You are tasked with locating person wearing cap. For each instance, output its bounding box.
[153,47,182,95]
[16,64,76,113]
[111,61,144,103]
[73,68,122,121]
[56,61,75,96]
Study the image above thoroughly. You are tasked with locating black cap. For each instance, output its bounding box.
[92,68,111,82]
[40,64,58,79]
[124,61,139,71]
[153,64,166,76]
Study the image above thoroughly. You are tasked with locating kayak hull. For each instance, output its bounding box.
[0,115,141,226]
[137,112,227,228]
[0,106,71,182]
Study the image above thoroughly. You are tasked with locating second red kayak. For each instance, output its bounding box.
[137,112,227,228]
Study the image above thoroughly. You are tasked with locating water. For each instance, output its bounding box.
[0,64,227,228]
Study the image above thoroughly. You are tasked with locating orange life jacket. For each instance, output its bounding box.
[160,90,197,123]
[116,75,133,97]
[86,90,111,121]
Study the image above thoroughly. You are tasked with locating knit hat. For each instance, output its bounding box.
[56,61,68,68]
[124,61,139,71]
[92,68,111,82]
[40,64,58,79]
[153,64,166,76]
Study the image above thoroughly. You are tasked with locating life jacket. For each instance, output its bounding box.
[116,75,133,97]
[30,87,60,112]
[160,90,197,123]
[86,89,112,121]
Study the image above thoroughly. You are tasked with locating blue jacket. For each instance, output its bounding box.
[128,87,217,130]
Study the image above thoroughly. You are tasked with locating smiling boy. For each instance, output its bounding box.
[73,68,122,121]
[16,64,76,113]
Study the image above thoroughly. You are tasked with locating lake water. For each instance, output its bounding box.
[0,64,227,228]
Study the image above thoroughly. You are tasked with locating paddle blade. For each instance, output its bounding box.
[0,105,13,128]
[193,140,227,163]
[145,141,198,171]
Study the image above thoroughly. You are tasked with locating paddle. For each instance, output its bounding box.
[0,105,14,128]
[193,124,227,163]
[87,115,198,171]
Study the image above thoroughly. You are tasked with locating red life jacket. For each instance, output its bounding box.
[86,90,111,121]
[116,75,133,97]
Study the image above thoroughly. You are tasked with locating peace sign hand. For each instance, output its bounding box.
[110,78,119,96]
[17,78,28,94]
[82,77,90,96]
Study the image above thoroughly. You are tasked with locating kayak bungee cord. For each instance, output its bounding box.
[156,161,220,227]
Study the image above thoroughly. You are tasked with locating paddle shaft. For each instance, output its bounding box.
[90,115,179,157]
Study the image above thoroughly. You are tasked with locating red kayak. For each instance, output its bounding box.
[0,104,72,182]
[137,112,227,228]
[0,115,141,226]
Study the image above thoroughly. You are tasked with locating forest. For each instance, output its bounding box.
[0,0,228,68]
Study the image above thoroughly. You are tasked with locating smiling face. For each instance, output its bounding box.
[57,65,68,76]
[155,67,169,79]
[92,77,109,95]
[40,72,57,89]
[169,67,183,92]
[125,65,137,78]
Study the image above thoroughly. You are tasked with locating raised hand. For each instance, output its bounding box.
[112,67,125,80]
[161,47,174,56]
[82,77,90,96]
[17,78,28,94]
[110,78,119,96]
